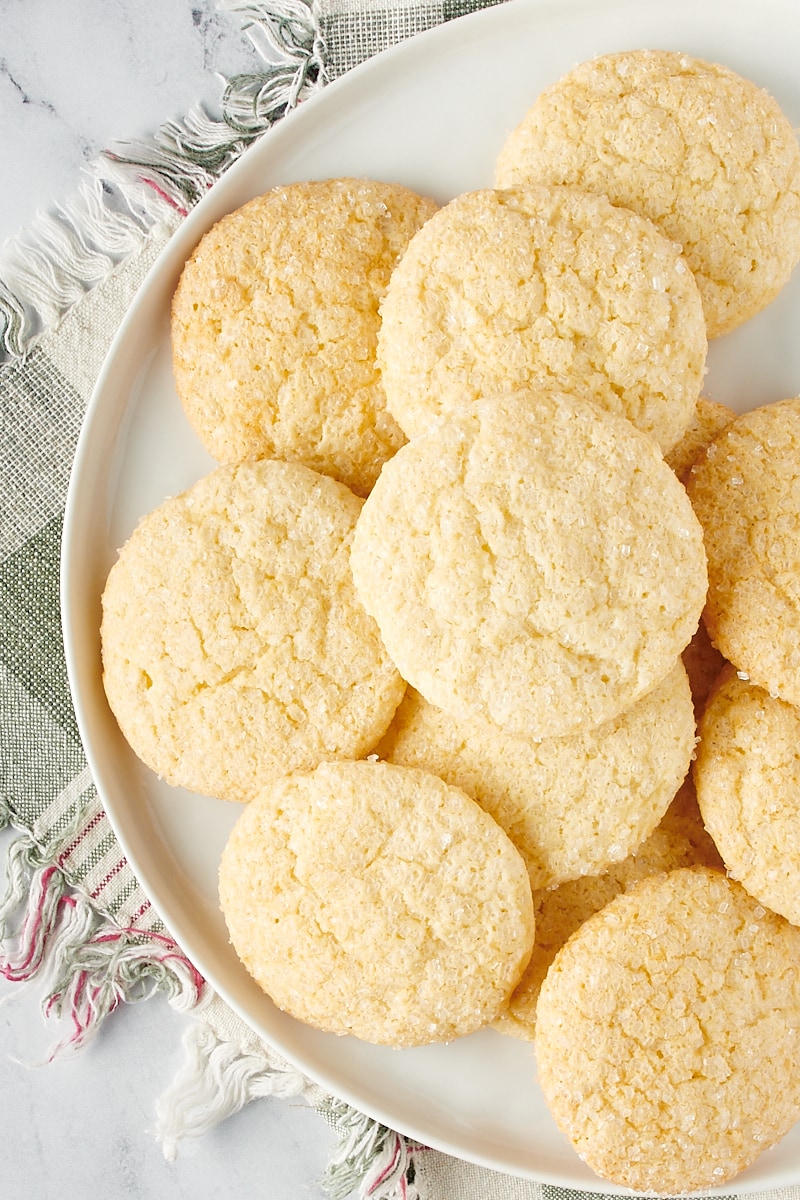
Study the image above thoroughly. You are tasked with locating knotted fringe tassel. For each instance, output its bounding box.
[0,0,326,361]
[154,1018,315,1161]
[153,999,421,1199]
[319,1098,423,1200]
[0,825,205,1059]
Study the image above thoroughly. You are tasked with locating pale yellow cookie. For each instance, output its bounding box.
[377,185,706,452]
[665,396,736,484]
[378,661,695,890]
[496,51,800,337]
[218,760,535,1046]
[695,665,800,925]
[534,866,800,1192]
[171,178,438,495]
[494,779,722,1040]
[351,389,708,740]
[686,396,800,705]
[101,460,405,802]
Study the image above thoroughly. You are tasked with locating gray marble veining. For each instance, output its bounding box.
[0,0,262,244]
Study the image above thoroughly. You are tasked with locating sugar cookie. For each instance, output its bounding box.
[171,178,438,495]
[665,396,736,484]
[101,460,404,802]
[377,184,705,451]
[377,661,695,890]
[351,390,707,739]
[535,866,800,1192]
[695,665,800,925]
[686,396,800,705]
[496,51,800,337]
[218,760,535,1046]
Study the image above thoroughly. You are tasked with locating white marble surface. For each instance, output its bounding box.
[0,3,342,1196]
[0,0,266,244]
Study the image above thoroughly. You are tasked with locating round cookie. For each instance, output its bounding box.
[665,396,735,484]
[495,50,800,337]
[534,866,800,1192]
[101,460,405,802]
[686,396,800,705]
[351,389,708,740]
[377,661,696,890]
[694,665,800,925]
[494,779,722,1041]
[377,185,705,451]
[218,760,535,1046]
[171,178,439,495]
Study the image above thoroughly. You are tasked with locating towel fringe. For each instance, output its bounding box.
[153,1017,315,1161]
[153,1012,421,1200]
[0,0,325,362]
[0,826,205,1060]
[319,1097,422,1200]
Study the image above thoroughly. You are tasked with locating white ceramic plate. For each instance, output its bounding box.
[62,0,800,1190]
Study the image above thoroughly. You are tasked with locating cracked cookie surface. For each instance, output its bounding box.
[495,50,800,337]
[377,661,695,890]
[534,866,800,1192]
[351,390,707,740]
[171,178,438,495]
[377,184,706,451]
[218,759,535,1046]
[101,459,404,802]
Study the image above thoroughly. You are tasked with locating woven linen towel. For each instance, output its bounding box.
[0,3,794,1200]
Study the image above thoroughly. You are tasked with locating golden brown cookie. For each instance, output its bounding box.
[494,779,722,1040]
[534,866,800,1192]
[351,389,707,740]
[686,396,800,705]
[694,664,800,925]
[377,661,695,890]
[171,178,438,495]
[377,185,706,451]
[101,460,404,802]
[496,51,800,337]
[218,760,535,1046]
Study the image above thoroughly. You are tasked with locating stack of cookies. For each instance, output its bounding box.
[99,48,800,1195]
